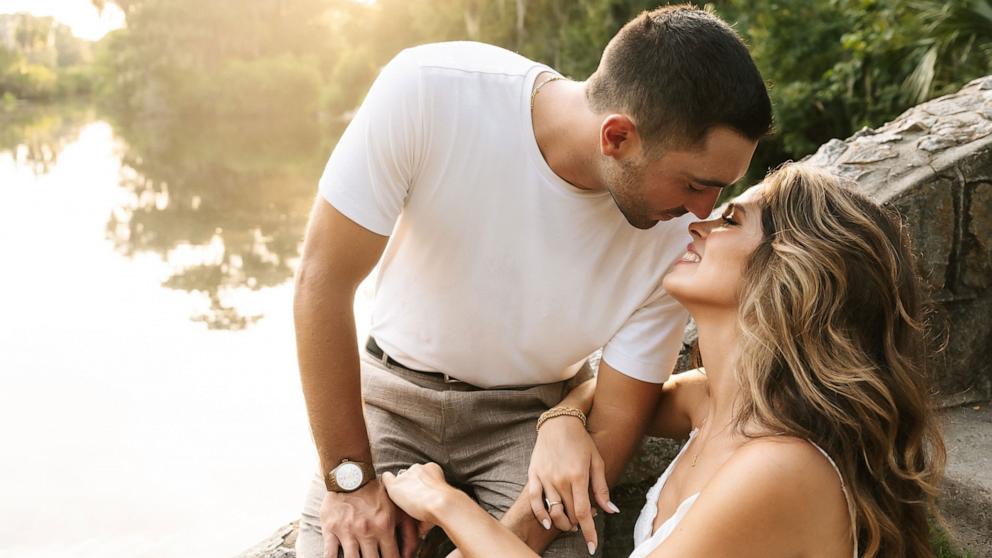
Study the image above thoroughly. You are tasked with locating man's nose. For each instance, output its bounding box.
[686,190,722,219]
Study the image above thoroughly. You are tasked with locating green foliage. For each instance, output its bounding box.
[0,61,58,100]
[0,13,95,101]
[930,523,975,558]
[715,0,992,183]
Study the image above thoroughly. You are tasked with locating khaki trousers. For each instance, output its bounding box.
[297,350,603,557]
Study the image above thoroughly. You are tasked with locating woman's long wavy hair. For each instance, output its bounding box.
[733,163,946,557]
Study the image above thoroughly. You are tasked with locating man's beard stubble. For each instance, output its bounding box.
[605,160,659,230]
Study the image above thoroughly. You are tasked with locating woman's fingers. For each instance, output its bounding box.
[527,476,553,530]
[589,454,617,514]
[571,479,597,555]
[541,481,573,531]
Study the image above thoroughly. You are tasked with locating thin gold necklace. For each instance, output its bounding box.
[530,75,566,112]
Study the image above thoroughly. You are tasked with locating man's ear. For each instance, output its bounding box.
[599,114,641,159]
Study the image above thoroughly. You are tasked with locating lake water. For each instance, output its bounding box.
[0,105,372,557]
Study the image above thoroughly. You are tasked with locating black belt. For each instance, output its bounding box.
[365,337,465,383]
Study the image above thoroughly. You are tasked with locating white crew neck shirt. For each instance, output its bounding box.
[319,41,692,388]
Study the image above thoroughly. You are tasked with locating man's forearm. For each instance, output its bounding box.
[588,408,655,485]
[294,278,371,474]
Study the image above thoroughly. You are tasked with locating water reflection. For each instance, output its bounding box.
[1,103,340,329]
[104,112,337,329]
[0,103,91,174]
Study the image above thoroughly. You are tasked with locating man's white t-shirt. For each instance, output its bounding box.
[319,41,692,388]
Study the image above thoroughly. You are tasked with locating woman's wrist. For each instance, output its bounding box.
[426,485,473,526]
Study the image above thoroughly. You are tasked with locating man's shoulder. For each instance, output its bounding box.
[397,41,547,78]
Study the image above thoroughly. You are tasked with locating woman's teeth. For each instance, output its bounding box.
[681,251,701,263]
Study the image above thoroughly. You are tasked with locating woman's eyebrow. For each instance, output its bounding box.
[728,202,747,219]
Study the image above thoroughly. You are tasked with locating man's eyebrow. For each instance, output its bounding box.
[688,175,732,189]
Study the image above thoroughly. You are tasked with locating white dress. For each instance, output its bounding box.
[628,429,858,558]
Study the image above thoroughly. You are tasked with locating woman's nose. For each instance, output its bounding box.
[688,219,708,238]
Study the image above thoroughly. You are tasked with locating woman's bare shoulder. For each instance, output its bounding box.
[651,435,853,557]
[718,436,852,536]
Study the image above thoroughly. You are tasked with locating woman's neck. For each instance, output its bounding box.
[692,309,744,430]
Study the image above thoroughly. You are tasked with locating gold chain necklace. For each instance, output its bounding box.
[530,75,566,112]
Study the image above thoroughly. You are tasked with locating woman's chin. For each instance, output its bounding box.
[663,262,696,293]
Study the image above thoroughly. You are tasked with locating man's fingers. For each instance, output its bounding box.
[418,520,436,540]
[358,539,380,558]
[589,456,616,513]
[398,514,420,558]
[527,477,553,530]
[322,532,341,558]
[379,535,402,558]
[340,537,360,558]
[571,481,598,555]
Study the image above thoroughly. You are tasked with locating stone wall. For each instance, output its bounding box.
[803,76,992,404]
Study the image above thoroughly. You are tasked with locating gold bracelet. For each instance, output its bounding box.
[536,406,587,432]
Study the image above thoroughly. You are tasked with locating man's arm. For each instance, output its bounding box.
[296,197,386,487]
[587,360,664,482]
[295,198,417,558]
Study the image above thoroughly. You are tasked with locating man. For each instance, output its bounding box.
[294,5,772,558]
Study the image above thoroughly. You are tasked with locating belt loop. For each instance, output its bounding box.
[379,349,390,367]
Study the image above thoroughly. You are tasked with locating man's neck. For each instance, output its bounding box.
[531,77,604,191]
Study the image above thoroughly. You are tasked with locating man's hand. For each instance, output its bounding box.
[320,479,419,558]
[525,415,615,553]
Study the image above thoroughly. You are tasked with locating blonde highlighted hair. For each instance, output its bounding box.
[734,163,946,557]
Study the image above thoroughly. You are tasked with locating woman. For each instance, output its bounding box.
[381,163,946,557]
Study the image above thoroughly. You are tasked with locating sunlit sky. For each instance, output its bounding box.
[0,0,125,41]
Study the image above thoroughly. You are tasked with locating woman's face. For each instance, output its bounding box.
[663,184,767,310]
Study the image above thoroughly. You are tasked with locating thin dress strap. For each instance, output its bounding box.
[805,440,859,558]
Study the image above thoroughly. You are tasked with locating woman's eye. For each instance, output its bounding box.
[721,215,737,226]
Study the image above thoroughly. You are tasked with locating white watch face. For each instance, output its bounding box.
[335,462,364,491]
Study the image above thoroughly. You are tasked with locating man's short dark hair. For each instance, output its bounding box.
[586,4,772,151]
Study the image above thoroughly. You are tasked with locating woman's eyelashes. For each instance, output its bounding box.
[721,205,739,226]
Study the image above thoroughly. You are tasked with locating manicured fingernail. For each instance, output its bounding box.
[588,541,597,555]
[572,525,579,532]
[542,519,551,530]
[607,501,620,513]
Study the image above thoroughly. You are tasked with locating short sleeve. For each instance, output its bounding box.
[318,50,424,236]
[601,286,689,384]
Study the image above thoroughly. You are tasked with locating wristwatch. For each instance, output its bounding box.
[325,459,376,493]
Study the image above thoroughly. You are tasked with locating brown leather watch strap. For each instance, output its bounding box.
[325,460,377,493]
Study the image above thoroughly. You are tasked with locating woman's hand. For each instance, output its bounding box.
[381,463,454,527]
[526,414,616,553]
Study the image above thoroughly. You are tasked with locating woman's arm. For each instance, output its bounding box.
[646,368,708,439]
[382,464,539,558]
[560,376,596,413]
